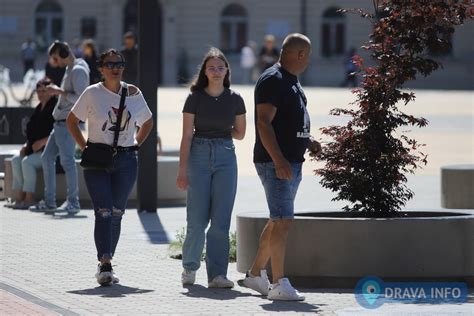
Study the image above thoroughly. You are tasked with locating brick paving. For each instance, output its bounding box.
[1,204,473,315]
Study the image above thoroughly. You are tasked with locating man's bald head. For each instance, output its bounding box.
[279,33,312,75]
[281,33,311,54]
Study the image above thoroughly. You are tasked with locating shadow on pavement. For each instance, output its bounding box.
[68,284,154,298]
[182,284,253,300]
[138,211,170,244]
[300,288,354,294]
[49,214,88,219]
[260,301,321,313]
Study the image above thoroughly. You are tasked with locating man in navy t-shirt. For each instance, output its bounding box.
[242,33,321,301]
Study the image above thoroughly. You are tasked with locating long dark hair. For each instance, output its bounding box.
[190,47,231,92]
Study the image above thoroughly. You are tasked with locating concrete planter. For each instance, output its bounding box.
[236,211,474,288]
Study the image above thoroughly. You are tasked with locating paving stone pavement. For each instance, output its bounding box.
[1,204,473,315]
[1,86,473,315]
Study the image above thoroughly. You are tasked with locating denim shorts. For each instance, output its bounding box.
[255,162,302,220]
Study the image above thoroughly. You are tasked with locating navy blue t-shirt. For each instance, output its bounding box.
[253,63,311,163]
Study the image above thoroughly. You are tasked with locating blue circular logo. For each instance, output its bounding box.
[355,276,385,309]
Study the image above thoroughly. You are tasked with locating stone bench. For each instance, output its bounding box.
[3,155,186,208]
[441,164,474,209]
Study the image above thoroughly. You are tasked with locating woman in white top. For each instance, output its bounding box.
[67,49,153,286]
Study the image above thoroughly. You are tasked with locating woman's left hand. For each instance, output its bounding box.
[176,174,188,191]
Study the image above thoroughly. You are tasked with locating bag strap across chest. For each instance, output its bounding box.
[113,83,128,149]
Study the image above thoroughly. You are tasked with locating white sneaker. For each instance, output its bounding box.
[56,201,80,214]
[208,275,234,288]
[29,200,56,212]
[95,263,113,286]
[268,278,305,301]
[242,269,271,295]
[181,269,196,285]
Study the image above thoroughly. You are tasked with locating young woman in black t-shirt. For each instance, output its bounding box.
[177,47,246,288]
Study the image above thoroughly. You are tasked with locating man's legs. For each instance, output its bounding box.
[55,123,80,209]
[269,219,293,282]
[11,155,24,195]
[21,152,42,204]
[250,218,292,283]
[244,162,303,300]
[41,129,59,208]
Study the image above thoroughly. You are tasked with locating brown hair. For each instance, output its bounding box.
[190,47,231,92]
[97,48,125,67]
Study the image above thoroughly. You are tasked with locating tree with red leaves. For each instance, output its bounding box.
[315,0,471,216]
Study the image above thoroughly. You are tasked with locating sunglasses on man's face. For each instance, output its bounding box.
[102,62,125,69]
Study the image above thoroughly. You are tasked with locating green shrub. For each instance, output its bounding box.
[168,227,237,262]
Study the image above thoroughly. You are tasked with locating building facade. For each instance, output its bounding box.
[0,0,472,88]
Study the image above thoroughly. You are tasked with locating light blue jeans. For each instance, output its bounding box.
[11,152,42,193]
[41,122,79,208]
[182,137,237,281]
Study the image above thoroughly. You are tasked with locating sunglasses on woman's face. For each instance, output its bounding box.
[102,62,125,69]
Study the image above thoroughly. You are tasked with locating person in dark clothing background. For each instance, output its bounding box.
[82,39,101,84]
[120,32,138,85]
[21,37,36,75]
[258,34,279,73]
[7,78,56,209]
[340,47,358,87]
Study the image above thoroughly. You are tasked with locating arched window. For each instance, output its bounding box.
[35,0,63,49]
[220,4,248,53]
[321,7,345,57]
[123,0,138,34]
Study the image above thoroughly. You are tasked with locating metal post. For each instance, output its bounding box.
[300,0,308,85]
[137,0,158,212]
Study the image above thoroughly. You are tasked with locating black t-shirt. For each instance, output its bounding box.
[25,98,56,155]
[182,88,246,139]
[253,64,311,163]
[259,47,280,71]
[121,47,138,85]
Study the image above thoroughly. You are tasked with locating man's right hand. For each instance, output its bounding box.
[274,159,292,180]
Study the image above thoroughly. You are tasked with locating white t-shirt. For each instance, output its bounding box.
[71,82,152,147]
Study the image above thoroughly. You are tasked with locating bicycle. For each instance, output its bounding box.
[0,65,9,107]
[0,65,44,107]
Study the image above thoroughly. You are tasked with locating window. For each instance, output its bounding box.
[220,4,248,53]
[123,0,138,34]
[35,0,63,49]
[321,7,345,57]
[81,17,97,38]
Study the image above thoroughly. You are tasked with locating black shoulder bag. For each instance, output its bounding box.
[80,84,128,171]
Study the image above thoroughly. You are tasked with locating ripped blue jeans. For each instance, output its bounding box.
[83,152,137,261]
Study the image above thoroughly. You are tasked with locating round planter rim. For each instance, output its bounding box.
[237,210,474,221]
